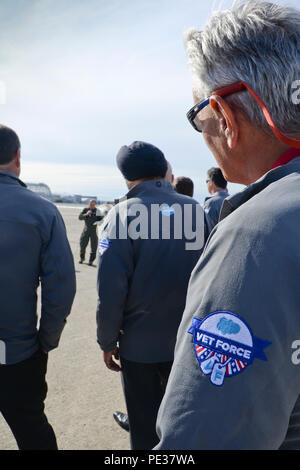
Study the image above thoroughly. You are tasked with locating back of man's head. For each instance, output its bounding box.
[116,141,168,187]
[0,125,21,166]
[207,167,227,189]
[174,176,194,197]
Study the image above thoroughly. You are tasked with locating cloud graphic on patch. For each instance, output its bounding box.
[217,317,240,335]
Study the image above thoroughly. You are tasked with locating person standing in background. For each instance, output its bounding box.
[79,199,103,266]
[0,125,76,450]
[174,176,194,198]
[203,167,228,234]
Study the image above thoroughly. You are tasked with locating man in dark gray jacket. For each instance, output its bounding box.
[203,167,228,234]
[0,125,76,450]
[96,141,204,449]
[156,1,300,450]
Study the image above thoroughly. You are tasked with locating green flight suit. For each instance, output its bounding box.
[79,208,103,263]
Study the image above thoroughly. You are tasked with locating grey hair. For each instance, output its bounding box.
[184,1,300,136]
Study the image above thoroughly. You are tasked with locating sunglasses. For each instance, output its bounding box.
[186,81,300,149]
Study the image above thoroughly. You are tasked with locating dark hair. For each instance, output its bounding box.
[174,176,194,197]
[0,125,21,165]
[207,167,227,189]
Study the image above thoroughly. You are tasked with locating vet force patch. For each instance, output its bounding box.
[98,238,111,255]
[188,311,271,386]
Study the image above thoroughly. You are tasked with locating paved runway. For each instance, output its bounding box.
[0,205,130,450]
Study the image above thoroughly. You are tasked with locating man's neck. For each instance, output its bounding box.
[126,177,163,190]
[0,166,19,177]
[210,187,227,195]
[227,121,295,185]
[238,133,291,185]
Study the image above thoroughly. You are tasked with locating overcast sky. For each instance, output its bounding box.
[1,0,298,201]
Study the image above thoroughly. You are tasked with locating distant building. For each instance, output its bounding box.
[26,183,53,201]
[73,194,98,204]
[52,194,102,205]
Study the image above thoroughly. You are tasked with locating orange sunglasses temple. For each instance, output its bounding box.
[211,81,300,150]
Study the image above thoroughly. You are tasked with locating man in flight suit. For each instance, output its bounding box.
[79,200,103,266]
[156,1,300,450]
[96,141,204,449]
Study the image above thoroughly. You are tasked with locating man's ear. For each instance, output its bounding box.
[15,148,21,169]
[209,96,239,149]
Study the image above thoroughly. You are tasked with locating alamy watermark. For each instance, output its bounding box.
[102,199,205,251]
[291,340,300,365]
[0,340,6,365]
[291,80,300,104]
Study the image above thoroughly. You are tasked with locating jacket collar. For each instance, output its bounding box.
[220,155,300,221]
[125,179,175,200]
[0,170,27,187]
[212,190,228,197]
[271,148,300,170]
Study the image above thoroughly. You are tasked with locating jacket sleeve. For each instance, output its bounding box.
[38,209,76,351]
[155,216,300,450]
[96,211,134,352]
[79,209,87,220]
[203,200,218,234]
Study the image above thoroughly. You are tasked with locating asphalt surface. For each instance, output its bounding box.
[0,206,130,450]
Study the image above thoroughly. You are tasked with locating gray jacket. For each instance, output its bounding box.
[96,180,204,363]
[0,171,76,365]
[156,157,300,450]
[203,190,229,234]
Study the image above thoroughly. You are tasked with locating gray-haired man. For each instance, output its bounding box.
[156,1,300,450]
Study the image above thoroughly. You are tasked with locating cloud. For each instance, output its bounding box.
[217,317,240,336]
[0,0,249,199]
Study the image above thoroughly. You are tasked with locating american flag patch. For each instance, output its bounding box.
[99,238,111,255]
[195,345,246,377]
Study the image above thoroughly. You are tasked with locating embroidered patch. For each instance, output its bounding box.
[188,311,271,386]
[160,205,175,216]
[98,238,111,255]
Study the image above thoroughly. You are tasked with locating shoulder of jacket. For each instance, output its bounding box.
[203,197,215,208]
[23,188,57,211]
[171,193,199,206]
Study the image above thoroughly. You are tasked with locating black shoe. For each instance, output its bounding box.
[113,411,130,432]
[79,259,84,264]
[88,261,93,266]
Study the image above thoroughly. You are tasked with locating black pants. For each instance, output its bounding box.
[120,357,173,450]
[80,228,98,263]
[0,348,57,450]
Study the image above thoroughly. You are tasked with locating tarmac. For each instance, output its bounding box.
[0,205,130,450]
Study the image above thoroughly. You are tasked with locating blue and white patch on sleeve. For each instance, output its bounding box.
[98,237,111,255]
[188,311,271,387]
[160,205,175,216]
